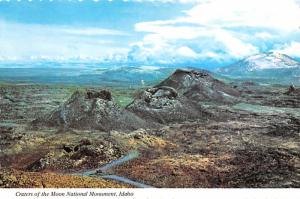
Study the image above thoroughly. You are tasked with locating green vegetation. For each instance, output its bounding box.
[233,103,300,117]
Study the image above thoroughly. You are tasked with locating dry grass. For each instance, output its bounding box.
[0,169,130,188]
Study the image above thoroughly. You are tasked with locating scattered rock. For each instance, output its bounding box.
[72,138,93,152]
[227,146,296,187]
[285,85,300,95]
[72,139,93,152]
[0,126,23,149]
[1,69,300,188]
[79,138,92,146]
[71,145,102,160]
[26,155,52,172]
[4,96,16,103]
[267,117,300,137]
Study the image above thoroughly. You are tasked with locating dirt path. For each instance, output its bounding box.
[76,150,155,188]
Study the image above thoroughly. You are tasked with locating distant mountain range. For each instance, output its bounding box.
[216,52,300,85]
[1,52,300,86]
[0,65,177,87]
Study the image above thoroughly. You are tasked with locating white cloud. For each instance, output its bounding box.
[130,0,300,66]
[127,0,300,5]
[254,32,276,40]
[212,29,259,58]
[1,0,300,65]
[184,0,300,31]
[60,27,127,36]
[0,20,129,61]
[177,46,198,58]
[122,0,207,3]
[274,42,300,58]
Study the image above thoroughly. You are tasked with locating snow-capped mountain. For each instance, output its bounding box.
[243,52,299,70]
[216,52,300,85]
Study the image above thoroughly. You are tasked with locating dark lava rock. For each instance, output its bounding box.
[227,146,296,188]
[156,69,240,104]
[78,138,92,146]
[73,139,92,152]
[86,89,112,101]
[32,90,151,132]
[26,156,51,172]
[267,117,300,138]
[285,85,300,95]
[69,144,116,161]
[0,126,23,149]
[62,145,73,153]
[0,95,15,104]
[126,86,210,124]
[71,145,101,160]
[62,138,93,154]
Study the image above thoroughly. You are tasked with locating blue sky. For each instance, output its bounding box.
[0,0,300,67]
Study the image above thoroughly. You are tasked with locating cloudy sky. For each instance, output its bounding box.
[0,0,300,67]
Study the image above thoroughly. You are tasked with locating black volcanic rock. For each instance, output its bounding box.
[0,126,23,150]
[86,90,112,101]
[32,90,151,132]
[285,85,300,95]
[126,86,209,124]
[156,69,240,104]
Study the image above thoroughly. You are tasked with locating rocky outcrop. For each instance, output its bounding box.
[156,69,240,104]
[32,89,152,131]
[126,86,209,124]
[0,126,23,150]
[285,85,300,95]
[126,69,237,124]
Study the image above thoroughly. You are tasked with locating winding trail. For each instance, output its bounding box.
[76,150,155,188]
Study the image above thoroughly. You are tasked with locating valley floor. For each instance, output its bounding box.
[0,82,299,188]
